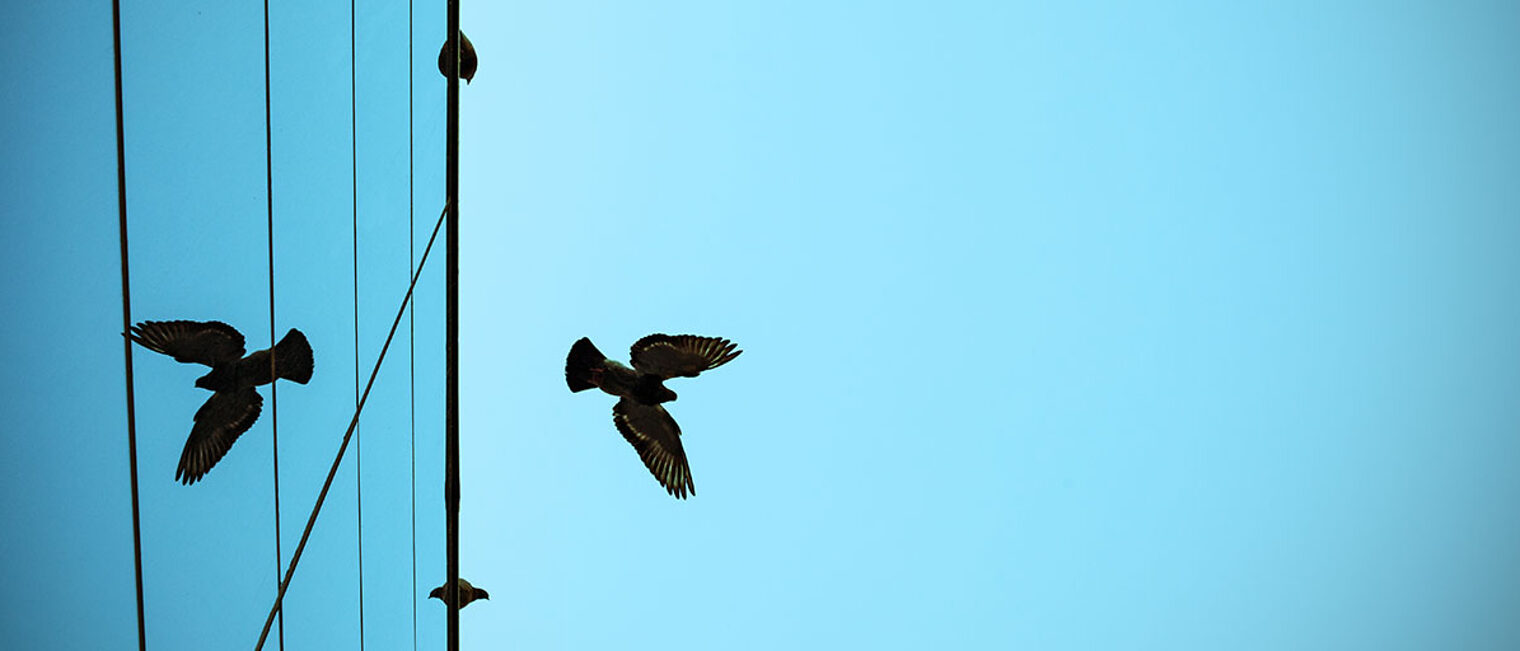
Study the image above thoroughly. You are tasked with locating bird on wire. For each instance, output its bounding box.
[429,578,489,609]
[565,334,741,499]
[437,31,477,84]
[127,320,314,485]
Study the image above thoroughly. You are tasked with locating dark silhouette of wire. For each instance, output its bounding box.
[254,200,450,651]
[407,0,420,648]
[350,1,368,646]
[262,1,286,647]
[111,1,147,648]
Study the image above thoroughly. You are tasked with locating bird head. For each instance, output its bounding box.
[428,586,445,601]
[194,365,236,391]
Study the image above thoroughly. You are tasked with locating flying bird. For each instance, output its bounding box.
[127,320,314,484]
[565,334,741,499]
[429,578,489,609]
[437,31,477,84]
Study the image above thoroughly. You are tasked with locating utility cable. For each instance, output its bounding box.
[261,0,286,646]
[254,201,450,651]
[111,1,148,647]
[407,0,420,647]
[349,2,367,646]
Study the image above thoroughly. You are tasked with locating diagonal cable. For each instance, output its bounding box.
[254,200,449,651]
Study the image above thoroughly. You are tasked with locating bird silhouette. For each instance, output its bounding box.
[566,334,741,499]
[127,320,314,484]
[437,31,477,84]
[429,578,489,608]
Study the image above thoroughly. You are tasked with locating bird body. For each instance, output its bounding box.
[566,334,741,499]
[193,330,313,391]
[128,320,314,484]
[437,31,477,84]
[429,578,489,608]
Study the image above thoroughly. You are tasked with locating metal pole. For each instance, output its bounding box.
[444,1,462,649]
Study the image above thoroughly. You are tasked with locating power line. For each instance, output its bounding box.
[111,0,147,647]
[261,0,286,646]
[254,200,450,651]
[407,0,420,647]
[349,0,367,646]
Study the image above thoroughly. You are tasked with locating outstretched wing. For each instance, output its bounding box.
[611,398,695,499]
[629,334,741,379]
[177,388,263,484]
[129,320,246,367]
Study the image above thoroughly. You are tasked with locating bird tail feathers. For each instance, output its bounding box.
[274,329,315,384]
[565,337,606,392]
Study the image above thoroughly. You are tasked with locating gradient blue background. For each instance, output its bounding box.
[4,1,1520,649]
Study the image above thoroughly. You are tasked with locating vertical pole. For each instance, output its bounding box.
[444,1,461,650]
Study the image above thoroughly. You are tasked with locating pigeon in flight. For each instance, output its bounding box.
[127,320,314,484]
[429,578,489,609]
[565,334,741,499]
[437,31,477,84]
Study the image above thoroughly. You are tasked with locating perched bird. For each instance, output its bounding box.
[127,320,314,484]
[566,334,741,499]
[437,31,477,84]
[429,578,489,609]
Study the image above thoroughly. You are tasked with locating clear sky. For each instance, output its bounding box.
[4,1,1520,649]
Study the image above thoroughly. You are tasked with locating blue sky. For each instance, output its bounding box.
[4,1,1520,649]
